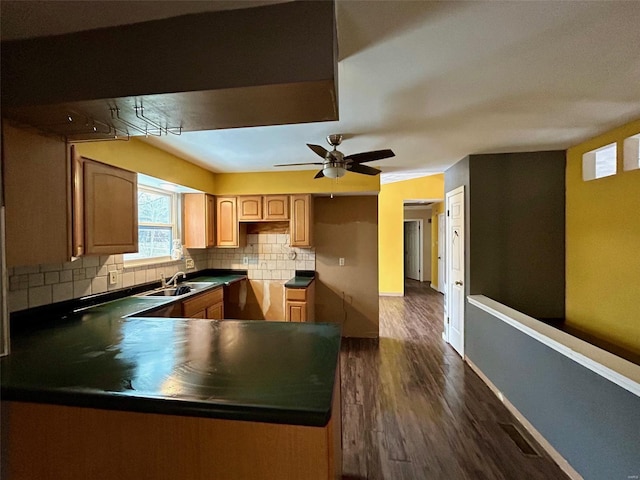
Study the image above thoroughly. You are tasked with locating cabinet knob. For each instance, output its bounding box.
[455,281,463,286]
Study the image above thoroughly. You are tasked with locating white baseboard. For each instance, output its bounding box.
[379,292,403,297]
[465,358,583,480]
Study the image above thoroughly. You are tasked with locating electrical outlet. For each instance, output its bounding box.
[339,257,345,266]
[243,256,249,265]
[185,258,195,269]
[108,271,118,285]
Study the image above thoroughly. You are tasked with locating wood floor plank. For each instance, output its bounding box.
[340,280,570,480]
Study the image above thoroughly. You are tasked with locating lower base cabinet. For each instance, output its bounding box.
[285,281,315,322]
[2,394,342,480]
[181,287,224,319]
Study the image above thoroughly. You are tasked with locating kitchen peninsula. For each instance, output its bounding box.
[1,278,341,480]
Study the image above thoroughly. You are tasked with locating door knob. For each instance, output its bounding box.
[455,281,463,286]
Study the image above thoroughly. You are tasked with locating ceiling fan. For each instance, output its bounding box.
[274,134,395,178]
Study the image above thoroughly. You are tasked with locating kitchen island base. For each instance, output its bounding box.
[2,399,341,480]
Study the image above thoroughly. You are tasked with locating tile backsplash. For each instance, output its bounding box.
[7,233,314,313]
[209,233,315,280]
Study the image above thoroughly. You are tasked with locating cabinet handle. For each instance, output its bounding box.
[455,281,463,286]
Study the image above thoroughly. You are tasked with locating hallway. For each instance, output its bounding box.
[340,280,568,480]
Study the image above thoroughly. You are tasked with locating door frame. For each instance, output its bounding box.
[437,212,446,294]
[445,185,465,357]
[403,219,423,282]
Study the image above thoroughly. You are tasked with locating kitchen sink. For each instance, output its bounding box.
[137,281,219,298]
[184,281,219,289]
[144,288,183,297]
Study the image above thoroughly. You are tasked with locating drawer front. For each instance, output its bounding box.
[285,288,307,301]
[182,287,223,317]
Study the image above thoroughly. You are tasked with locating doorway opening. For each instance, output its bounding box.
[403,200,435,285]
[404,220,423,281]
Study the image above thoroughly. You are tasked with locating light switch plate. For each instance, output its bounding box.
[339,257,345,266]
[185,258,195,269]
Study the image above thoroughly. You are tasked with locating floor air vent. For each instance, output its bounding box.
[498,422,540,457]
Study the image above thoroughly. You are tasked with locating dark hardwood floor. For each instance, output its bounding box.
[340,280,569,480]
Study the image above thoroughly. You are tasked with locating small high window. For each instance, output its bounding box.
[623,134,640,172]
[582,142,617,181]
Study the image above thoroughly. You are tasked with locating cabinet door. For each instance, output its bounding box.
[206,302,224,320]
[290,194,313,247]
[238,196,262,221]
[206,194,215,247]
[191,310,206,319]
[286,301,307,322]
[264,195,289,220]
[216,197,246,247]
[184,193,215,248]
[3,124,71,267]
[82,157,138,256]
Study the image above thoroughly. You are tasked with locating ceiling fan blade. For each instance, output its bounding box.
[344,149,395,163]
[274,162,324,167]
[307,144,329,158]
[314,169,325,179]
[348,163,381,176]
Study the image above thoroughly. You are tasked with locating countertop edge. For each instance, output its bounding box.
[1,387,332,427]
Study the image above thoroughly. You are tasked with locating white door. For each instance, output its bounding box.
[437,213,445,294]
[446,186,465,357]
[404,221,420,280]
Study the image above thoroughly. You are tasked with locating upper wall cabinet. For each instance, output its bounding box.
[238,195,289,221]
[264,195,290,220]
[290,195,313,247]
[216,197,246,248]
[3,126,138,266]
[3,123,71,267]
[184,193,215,248]
[72,148,138,256]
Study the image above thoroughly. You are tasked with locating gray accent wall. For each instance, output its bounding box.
[467,304,640,480]
[443,151,640,478]
[469,151,565,319]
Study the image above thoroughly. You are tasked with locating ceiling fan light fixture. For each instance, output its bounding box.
[323,165,346,178]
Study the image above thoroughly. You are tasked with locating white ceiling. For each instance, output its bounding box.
[3,1,640,184]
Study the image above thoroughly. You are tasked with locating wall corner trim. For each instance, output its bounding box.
[466,358,583,480]
[467,295,640,397]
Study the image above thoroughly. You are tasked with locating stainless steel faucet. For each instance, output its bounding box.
[161,271,186,288]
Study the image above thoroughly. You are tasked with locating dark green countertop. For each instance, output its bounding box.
[1,274,341,427]
[284,276,315,289]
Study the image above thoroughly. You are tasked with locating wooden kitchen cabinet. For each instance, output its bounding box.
[290,194,314,247]
[4,129,139,265]
[215,196,246,248]
[74,151,138,256]
[184,193,215,248]
[206,302,224,320]
[264,195,289,220]
[3,122,71,267]
[238,195,289,221]
[238,196,262,221]
[285,281,315,322]
[181,287,224,319]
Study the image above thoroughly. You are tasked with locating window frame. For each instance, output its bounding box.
[123,185,182,267]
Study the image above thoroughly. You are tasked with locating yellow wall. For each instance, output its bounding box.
[75,140,379,196]
[430,202,445,287]
[74,139,217,193]
[214,171,379,195]
[379,175,445,295]
[566,118,640,355]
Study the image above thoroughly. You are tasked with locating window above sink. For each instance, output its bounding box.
[124,174,202,268]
